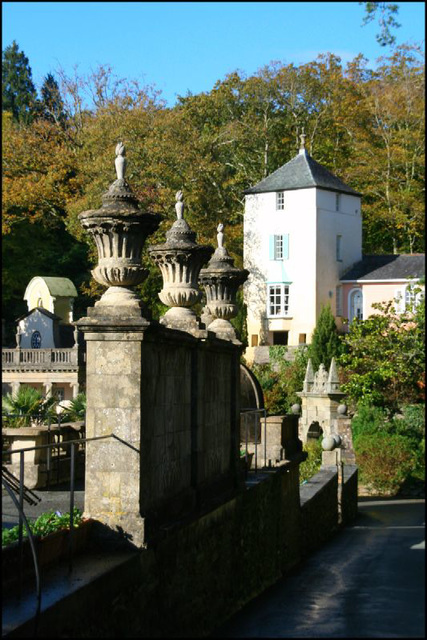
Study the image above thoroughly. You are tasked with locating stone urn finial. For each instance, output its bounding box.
[199,223,248,341]
[148,191,213,332]
[115,142,127,180]
[175,190,184,220]
[217,223,224,249]
[78,144,161,311]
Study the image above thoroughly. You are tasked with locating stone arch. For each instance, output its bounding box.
[307,421,323,440]
[240,363,264,410]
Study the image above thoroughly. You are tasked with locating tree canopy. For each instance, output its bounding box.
[2,41,37,124]
[2,42,425,342]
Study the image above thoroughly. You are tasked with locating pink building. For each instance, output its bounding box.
[339,254,425,327]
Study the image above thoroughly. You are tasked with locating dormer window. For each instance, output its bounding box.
[276,191,285,210]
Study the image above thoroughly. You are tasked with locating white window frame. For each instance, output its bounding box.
[274,235,283,260]
[395,284,424,314]
[348,288,363,323]
[267,283,290,318]
[276,191,285,210]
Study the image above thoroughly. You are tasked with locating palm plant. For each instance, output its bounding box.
[2,385,57,428]
[60,393,86,422]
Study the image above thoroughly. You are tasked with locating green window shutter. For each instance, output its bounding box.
[283,234,289,259]
[269,235,275,260]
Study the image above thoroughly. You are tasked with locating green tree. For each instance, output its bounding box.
[360,2,401,47]
[39,72,67,126]
[308,305,343,371]
[2,41,38,123]
[339,292,425,412]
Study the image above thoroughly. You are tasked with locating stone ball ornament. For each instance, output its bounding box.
[291,403,301,415]
[321,435,337,451]
[332,434,342,447]
[337,404,348,416]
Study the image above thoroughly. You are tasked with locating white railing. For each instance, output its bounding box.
[2,348,78,369]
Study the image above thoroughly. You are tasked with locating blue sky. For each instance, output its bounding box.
[2,2,425,107]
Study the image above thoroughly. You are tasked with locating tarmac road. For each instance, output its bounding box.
[213,498,425,638]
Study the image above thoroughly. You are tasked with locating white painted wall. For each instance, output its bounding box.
[315,190,362,324]
[18,310,56,349]
[243,185,362,359]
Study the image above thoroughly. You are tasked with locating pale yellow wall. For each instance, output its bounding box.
[341,281,425,327]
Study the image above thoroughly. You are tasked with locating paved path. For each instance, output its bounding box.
[213,499,425,638]
[2,480,85,528]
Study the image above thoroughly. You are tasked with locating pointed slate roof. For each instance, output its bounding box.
[244,149,361,196]
[16,307,61,323]
[341,254,425,281]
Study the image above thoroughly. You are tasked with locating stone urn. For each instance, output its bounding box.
[199,223,248,341]
[78,142,161,311]
[148,191,213,331]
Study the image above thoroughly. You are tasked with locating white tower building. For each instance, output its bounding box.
[243,134,362,363]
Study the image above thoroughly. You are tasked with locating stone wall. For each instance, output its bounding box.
[300,468,339,556]
[340,465,358,525]
[81,318,241,545]
[12,461,359,638]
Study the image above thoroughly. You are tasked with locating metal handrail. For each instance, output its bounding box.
[1,432,116,635]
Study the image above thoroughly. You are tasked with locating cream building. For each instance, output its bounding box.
[243,136,362,363]
[2,276,84,400]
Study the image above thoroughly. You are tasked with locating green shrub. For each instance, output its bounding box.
[2,508,83,547]
[354,433,417,494]
[390,404,425,444]
[351,403,390,443]
[299,438,323,483]
[251,346,308,416]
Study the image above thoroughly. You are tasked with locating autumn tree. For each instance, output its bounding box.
[347,45,425,254]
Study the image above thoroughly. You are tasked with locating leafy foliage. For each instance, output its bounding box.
[307,304,344,371]
[38,72,67,126]
[360,2,401,47]
[351,401,425,494]
[1,43,425,332]
[339,294,425,412]
[355,433,416,494]
[252,346,308,416]
[60,393,86,422]
[299,438,323,484]
[2,385,57,427]
[2,508,84,546]
[2,41,37,123]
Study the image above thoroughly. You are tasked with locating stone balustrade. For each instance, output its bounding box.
[2,348,78,370]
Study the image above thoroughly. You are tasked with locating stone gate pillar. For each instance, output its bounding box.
[76,144,161,547]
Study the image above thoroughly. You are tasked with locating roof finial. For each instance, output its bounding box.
[299,129,306,155]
